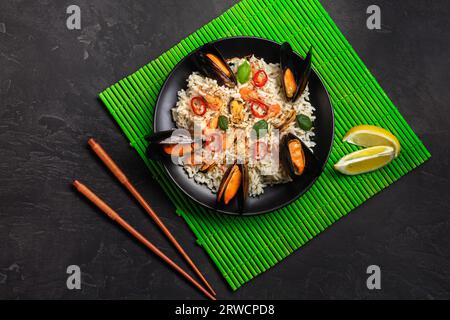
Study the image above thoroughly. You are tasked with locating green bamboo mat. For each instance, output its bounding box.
[99,0,430,290]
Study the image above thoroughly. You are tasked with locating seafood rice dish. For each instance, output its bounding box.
[148,42,317,213]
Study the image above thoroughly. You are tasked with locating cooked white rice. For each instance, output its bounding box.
[171,55,316,197]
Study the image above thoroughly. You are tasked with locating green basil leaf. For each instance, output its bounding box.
[253,120,268,138]
[218,115,229,131]
[237,60,251,84]
[296,114,313,131]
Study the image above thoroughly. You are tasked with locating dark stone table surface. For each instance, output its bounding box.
[0,0,449,299]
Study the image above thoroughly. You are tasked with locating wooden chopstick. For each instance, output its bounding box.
[73,180,216,300]
[87,138,216,296]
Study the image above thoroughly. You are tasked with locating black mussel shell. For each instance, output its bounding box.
[146,129,193,161]
[191,44,237,87]
[280,42,312,102]
[280,133,318,178]
[297,47,312,99]
[238,163,249,214]
[216,161,249,213]
[216,162,236,204]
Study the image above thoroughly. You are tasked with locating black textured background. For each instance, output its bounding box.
[0,0,449,300]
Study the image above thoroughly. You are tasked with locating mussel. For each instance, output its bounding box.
[191,44,237,87]
[199,160,217,173]
[229,99,245,124]
[280,133,317,178]
[274,109,297,131]
[217,162,249,213]
[280,42,312,102]
[146,129,195,161]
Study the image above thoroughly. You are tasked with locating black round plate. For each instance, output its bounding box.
[153,37,334,216]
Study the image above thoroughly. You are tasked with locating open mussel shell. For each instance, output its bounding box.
[191,44,237,87]
[216,161,249,214]
[280,133,318,179]
[146,129,194,161]
[280,42,312,102]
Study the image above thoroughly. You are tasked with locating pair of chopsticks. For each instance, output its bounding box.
[73,138,216,300]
